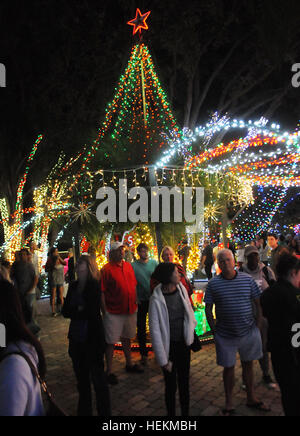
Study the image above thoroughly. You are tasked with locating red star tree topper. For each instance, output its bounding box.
[127,8,151,35]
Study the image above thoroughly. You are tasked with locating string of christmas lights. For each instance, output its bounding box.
[155,115,281,168]
[233,186,288,241]
[78,43,180,178]
[0,135,44,261]
[15,135,44,214]
[186,134,299,187]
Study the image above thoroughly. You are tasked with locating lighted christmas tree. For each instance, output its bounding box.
[81,8,179,172]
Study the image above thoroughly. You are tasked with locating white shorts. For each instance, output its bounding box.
[214,326,263,368]
[103,311,137,344]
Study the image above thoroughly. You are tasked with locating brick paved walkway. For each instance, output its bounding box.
[37,299,284,417]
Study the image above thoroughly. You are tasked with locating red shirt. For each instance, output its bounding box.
[101,261,137,315]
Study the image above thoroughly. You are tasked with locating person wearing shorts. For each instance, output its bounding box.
[101,242,144,385]
[204,249,270,416]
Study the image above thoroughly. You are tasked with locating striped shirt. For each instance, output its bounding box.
[204,271,261,338]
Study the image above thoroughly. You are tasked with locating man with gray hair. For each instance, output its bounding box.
[204,249,270,416]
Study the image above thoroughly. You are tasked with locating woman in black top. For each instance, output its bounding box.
[261,254,300,416]
[62,255,111,416]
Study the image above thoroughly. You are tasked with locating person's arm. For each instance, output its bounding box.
[267,266,276,282]
[253,297,263,331]
[59,257,66,266]
[205,304,216,335]
[44,258,50,273]
[148,298,170,369]
[100,292,107,316]
[26,268,37,295]
[200,247,206,265]
[61,283,73,318]
[100,269,107,316]
[204,283,216,334]
[31,276,39,293]
[0,356,31,416]
[260,288,273,320]
[150,275,159,293]
[250,277,263,329]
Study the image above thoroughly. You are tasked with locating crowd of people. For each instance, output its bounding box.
[0,231,300,416]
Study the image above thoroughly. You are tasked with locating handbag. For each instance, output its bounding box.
[0,351,68,416]
[190,331,202,352]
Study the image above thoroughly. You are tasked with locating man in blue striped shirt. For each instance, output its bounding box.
[205,249,270,416]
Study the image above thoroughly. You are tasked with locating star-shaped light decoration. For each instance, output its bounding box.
[70,203,95,225]
[127,8,151,36]
[204,202,223,222]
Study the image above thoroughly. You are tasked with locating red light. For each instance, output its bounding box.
[127,8,151,35]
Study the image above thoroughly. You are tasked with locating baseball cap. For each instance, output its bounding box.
[110,242,125,251]
[244,245,259,257]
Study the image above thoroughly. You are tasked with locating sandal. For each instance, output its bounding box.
[220,409,235,416]
[246,401,271,412]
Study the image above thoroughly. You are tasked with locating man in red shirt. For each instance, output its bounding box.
[101,242,144,385]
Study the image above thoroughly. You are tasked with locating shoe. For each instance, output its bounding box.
[52,312,58,318]
[241,384,246,391]
[125,364,144,373]
[246,401,271,412]
[263,375,277,389]
[57,304,63,315]
[107,373,118,385]
[220,408,236,417]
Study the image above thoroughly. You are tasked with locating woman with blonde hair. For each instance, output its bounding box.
[62,255,110,416]
[151,246,193,297]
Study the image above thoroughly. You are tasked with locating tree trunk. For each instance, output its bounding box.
[221,206,229,249]
[190,41,240,129]
[169,46,178,105]
[148,166,163,259]
[49,227,59,248]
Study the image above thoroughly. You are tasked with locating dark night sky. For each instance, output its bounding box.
[0,0,299,194]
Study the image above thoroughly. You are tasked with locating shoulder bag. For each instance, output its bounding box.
[0,351,68,416]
